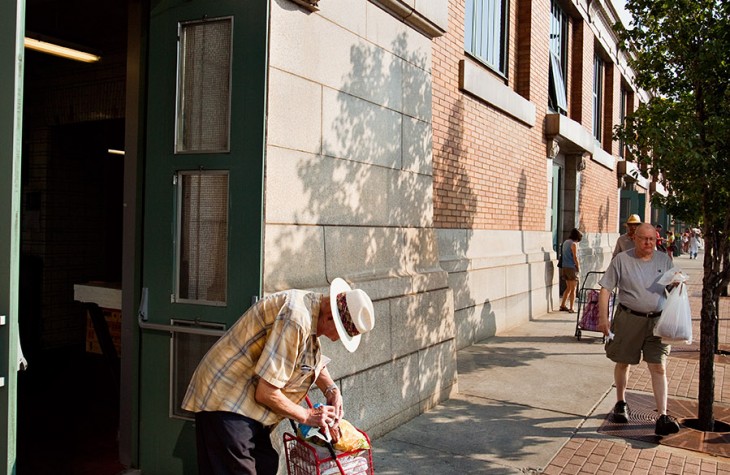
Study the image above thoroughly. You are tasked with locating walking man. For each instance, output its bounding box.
[611,214,641,259]
[597,223,681,436]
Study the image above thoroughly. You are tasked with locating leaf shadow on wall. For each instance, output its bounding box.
[267,32,471,426]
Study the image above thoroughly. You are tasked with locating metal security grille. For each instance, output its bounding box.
[176,17,233,153]
[176,171,229,304]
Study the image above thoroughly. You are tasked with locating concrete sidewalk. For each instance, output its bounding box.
[371,251,730,474]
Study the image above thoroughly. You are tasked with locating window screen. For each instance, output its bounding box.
[170,319,226,420]
[176,171,229,305]
[176,17,233,153]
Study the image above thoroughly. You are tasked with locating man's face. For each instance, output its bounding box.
[634,226,656,257]
[626,223,639,236]
[318,298,341,342]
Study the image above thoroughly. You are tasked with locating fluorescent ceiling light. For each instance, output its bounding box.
[24,37,101,63]
[107,149,125,156]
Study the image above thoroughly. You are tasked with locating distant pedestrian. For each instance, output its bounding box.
[654,224,666,252]
[689,231,700,259]
[559,228,582,313]
[597,223,680,437]
[666,231,675,260]
[612,214,641,259]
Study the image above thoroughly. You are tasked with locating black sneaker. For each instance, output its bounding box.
[612,401,629,423]
[655,414,680,436]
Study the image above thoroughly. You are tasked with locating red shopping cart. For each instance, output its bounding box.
[283,430,373,475]
[284,397,374,475]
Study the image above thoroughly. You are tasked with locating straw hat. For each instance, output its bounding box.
[329,278,375,352]
[626,214,641,224]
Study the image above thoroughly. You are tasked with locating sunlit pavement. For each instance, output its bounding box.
[372,250,730,474]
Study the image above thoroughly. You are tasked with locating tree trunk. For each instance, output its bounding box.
[698,235,717,431]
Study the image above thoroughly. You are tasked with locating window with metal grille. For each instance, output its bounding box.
[175,171,229,305]
[169,319,226,420]
[464,0,510,76]
[175,17,233,154]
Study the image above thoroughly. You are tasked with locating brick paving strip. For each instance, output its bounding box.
[543,437,730,475]
[543,256,730,474]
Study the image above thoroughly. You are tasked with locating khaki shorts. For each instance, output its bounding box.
[605,307,670,365]
[560,268,578,281]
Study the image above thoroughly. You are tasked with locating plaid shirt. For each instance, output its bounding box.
[181,290,324,427]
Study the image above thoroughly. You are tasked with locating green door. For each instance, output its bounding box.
[551,164,563,253]
[140,0,267,472]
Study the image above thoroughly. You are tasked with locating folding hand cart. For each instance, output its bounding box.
[574,271,615,342]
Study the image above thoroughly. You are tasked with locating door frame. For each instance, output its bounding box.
[0,1,25,473]
[119,0,148,467]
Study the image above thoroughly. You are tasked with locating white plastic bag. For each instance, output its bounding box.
[657,267,687,286]
[654,282,693,344]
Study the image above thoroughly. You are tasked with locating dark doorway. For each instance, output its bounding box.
[18,0,128,472]
[17,120,126,475]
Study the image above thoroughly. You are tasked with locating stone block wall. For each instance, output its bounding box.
[265,0,454,439]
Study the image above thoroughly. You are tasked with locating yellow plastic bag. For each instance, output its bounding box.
[333,419,370,452]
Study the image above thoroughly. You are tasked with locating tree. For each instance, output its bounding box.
[614,0,730,431]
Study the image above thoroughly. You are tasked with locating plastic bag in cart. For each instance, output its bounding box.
[579,289,614,330]
[333,419,370,452]
[320,455,370,475]
[297,418,370,452]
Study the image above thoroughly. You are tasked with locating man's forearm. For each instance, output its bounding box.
[598,288,610,323]
[255,379,309,423]
[255,376,340,432]
[315,366,336,393]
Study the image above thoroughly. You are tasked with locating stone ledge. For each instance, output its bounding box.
[459,59,536,127]
[370,0,448,38]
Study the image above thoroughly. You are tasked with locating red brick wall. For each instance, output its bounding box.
[571,20,594,129]
[434,1,636,236]
[578,161,618,233]
[433,0,550,231]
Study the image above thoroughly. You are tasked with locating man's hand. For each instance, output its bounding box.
[597,288,612,336]
[325,386,344,420]
[254,379,343,442]
[304,404,341,442]
[313,367,344,442]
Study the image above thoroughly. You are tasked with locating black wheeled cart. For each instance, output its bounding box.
[574,271,615,342]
